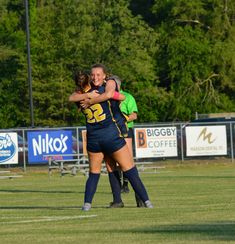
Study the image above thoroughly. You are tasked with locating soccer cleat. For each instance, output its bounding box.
[109,201,124,208]
[82,202,91,211]
[135,193,145,208]
[144,200,154,208]
[121,185,130,193]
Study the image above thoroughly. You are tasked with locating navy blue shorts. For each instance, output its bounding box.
[87,123,126,154]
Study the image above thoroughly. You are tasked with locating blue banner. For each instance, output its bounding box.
[27,130,73,164]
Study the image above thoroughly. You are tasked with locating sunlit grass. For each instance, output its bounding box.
[0,162,235,243]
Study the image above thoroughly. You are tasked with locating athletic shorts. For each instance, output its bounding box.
[127,128,134,138]
[87,123,126,154]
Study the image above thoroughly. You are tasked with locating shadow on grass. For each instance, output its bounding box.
[159,175,235,179]
[0,205,82,210]
[0,189,111,195]
[128,222,235,241]
[0,189,82,194]
[0,205,114,210]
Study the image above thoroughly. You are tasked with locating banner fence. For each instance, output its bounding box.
[0,121,234,171]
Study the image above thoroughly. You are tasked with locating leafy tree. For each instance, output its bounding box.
[129,0,156,26]
[152,0,235,121]
[0,0,29,128]
[28,0,159,126]
[1,0,235,128]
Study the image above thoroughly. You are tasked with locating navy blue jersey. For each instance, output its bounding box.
[81,83,126,154]
[106,79,129,137]
[82,85,115,132]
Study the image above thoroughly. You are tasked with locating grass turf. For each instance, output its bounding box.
[0,162,235,243]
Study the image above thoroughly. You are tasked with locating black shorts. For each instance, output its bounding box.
[127,128,134,138]
[87,123,126,154]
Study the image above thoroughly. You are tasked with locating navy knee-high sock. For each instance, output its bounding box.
[108,172,122,203]
[113,169,121,187]
[84,172,100,203]
[123,166,149,202]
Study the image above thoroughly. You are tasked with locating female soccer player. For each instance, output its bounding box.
[69,64,153,211]
[71,70,125,207]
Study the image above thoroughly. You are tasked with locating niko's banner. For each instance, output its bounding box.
[27,130,73,164]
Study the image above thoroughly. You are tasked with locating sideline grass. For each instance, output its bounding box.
[0,162,235,243]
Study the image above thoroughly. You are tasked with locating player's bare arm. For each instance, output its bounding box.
[80,80,125,109]
[68,90,99,102]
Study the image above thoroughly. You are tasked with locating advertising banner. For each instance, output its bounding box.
[186,126,227,156]
[134,127,177,158]
[0,132,18,164]
[27,130,73,164]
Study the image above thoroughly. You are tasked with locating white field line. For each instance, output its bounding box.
[0,215,97,224]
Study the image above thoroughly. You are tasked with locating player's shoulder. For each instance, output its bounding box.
[106,78,116,85]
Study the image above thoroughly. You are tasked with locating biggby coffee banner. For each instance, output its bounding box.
[134,127,178,158]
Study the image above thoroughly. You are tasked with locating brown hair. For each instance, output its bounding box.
[74,71,91,93]
[91,63,108,76]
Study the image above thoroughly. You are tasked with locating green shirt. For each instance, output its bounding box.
[120,90,138,128]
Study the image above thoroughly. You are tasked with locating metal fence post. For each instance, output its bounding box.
[180,123,184,162]
[230,123,234,163]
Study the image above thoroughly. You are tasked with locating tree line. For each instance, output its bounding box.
[0,0,235,128]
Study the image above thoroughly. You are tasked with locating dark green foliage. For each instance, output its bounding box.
[0,0,235,128]
[152,0,235,120]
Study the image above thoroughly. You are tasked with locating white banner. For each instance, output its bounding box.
[134,127,177,158]
[186,126,227,156]
[0,132,18,164]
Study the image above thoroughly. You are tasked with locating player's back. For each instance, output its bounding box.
[82,84,114,132]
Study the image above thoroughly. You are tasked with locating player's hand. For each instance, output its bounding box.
[80,99,91,109]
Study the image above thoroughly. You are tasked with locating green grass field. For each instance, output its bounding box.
[0,162,235,244]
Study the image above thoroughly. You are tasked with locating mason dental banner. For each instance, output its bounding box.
[27,130,73,164]
[0,132,18,164]
[186,126,227,156]
[134,127,177,158]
